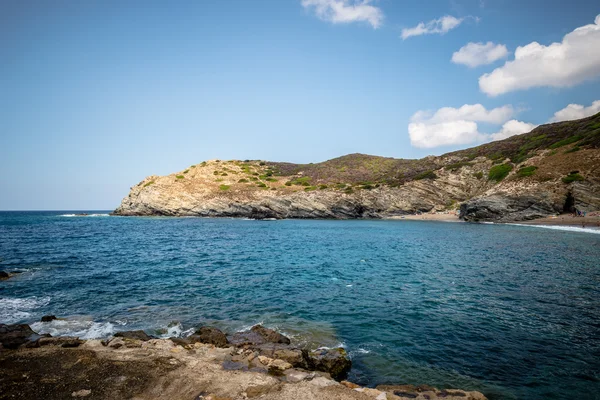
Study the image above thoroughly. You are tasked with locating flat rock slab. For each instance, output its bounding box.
[0,347,180,400]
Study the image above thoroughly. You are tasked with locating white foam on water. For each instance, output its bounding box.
[59,213,109,217]
[509,223,600,235]
[356,348,371,354]
[317,342,346,350]
[156,321,194,338]
[0,296,51,324]
[31,317,118,339]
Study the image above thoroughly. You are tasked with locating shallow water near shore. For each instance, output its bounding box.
[1,211,599,399]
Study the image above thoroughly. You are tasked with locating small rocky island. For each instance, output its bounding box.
[113,113,600,222]
[0,322,486,400]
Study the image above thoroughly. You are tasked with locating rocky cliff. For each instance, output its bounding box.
[114,113,600,222]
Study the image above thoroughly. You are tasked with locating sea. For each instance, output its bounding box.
[1,211,599,399]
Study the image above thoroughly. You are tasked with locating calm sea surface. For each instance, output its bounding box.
[1,211,599,399]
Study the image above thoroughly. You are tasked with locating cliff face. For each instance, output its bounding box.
[114,113,600,222]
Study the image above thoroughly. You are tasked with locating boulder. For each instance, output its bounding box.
[306,347,351,381]
[229,325,292,347]
[253,343,306,368]
[114,330,153,341]
[190,326,229,348]
[0,271,9,280]
[41,315,57,322]
[0,324,42,349]
[251,325,291,345]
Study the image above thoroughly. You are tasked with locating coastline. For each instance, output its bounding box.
[0,322,487,400]
[515,213,600,228]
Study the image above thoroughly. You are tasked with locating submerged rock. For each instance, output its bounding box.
[376,385,487,400]
[0,271,9,280]
[41,315,57,322]
[307,347,352,381]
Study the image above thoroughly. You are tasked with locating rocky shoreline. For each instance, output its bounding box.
[0,321,487,400]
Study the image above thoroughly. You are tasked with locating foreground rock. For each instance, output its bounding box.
[0,325,488,400]
[0,324,41,349]
[191,326,230,348]
[307,347,352,381]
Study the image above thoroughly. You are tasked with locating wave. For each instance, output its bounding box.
[60,214,110,217]
[0,296,51,324]
[509,223,600,235]
[155,321,195,339]
[31,316,119,339]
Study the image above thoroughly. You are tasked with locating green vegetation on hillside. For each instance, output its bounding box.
[488,163,513,182]
[516,166,538,178]
[562,172,585,183]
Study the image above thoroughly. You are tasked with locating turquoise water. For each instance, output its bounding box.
[1,212,599,399]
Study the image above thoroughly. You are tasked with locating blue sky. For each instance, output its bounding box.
[1,0,599,209]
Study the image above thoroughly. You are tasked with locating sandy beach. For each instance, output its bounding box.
[388,212,461,222]
[517,213,600,228]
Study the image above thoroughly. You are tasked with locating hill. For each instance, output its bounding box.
[113,113,600,221]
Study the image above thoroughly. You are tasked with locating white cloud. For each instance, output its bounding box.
[490,120,537,141]
[301,0,383,29]
[550,100,600,122]
[480,14,600,96]
[408,104,516,148]
[401,15,464,40]
[452,42,509,68]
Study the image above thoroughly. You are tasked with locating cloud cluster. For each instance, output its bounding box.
[490,120,537,141]
[408,104,536,148]
[401,15,463,40]
[550,100,600,122]
[480,15,600,96]
[451,42,509,67]
[301,0,383,28]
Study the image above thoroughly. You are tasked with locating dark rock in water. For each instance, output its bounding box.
[228,325,291,347]
[37,336,83,348]
[251,325,291,345]
[0,324,41,349]
[0,271,9,280]
[191,326,229,348]
[306,347,351,381]
[254,343,306,368]
[114,330,153,341]
[41,315,57,322]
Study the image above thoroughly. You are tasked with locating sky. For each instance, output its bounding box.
[1,0,599,210]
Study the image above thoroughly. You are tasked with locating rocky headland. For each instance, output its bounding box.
[0,322,486,400]
[113,113,600,223]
